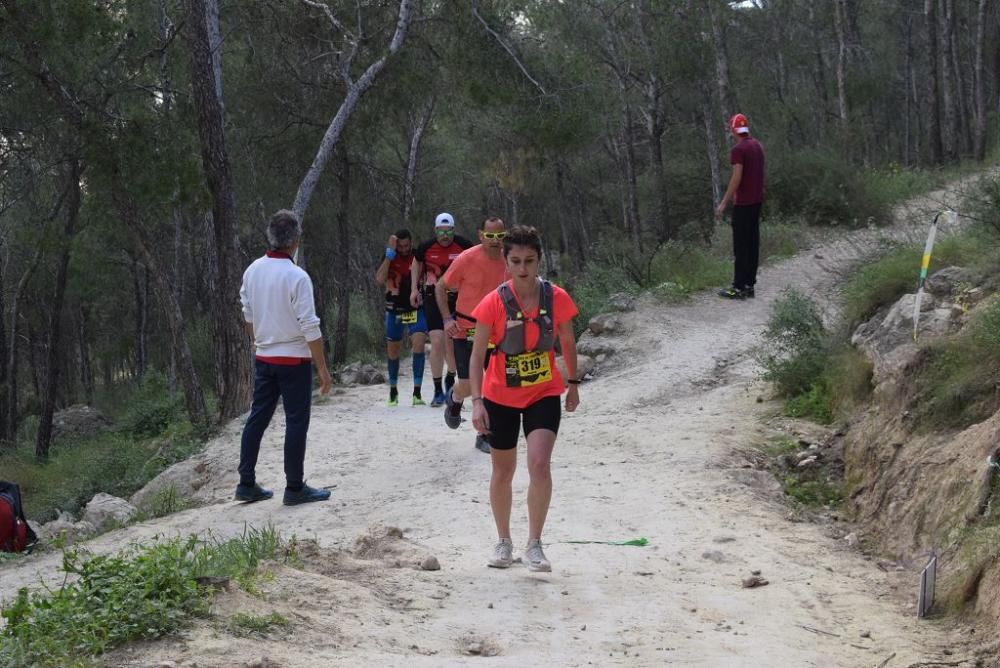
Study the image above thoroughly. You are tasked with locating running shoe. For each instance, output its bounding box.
[282,483,331,506]
[717,286,746,300]
[430,391,447,407]
[387,396,398,407]
[412,395,426,407]
[523,538,551,572]
[487,538,513,568]
[443,387,462,429]
[475,434,491,453]
[234,483,273,503]
[744,286,755,298]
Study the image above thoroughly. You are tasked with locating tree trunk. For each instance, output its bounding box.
[832,0,850,136]
[702,86,723,245]
[937,0,958,160]
[402,100,433,225]
[78,305,94,405]
[332,147,351,366]
[292,0,414,223]
[132,256,148,380]
[973,0,988,160]
[186,0,252,422]
[0,263,7,445]
[942,0,968,155]
[5,247,44,442]
[708,0,737,114]
[925,0,944,163]
[36,161,82,460]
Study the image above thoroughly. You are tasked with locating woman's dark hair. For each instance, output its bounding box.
[503,225,542,257]
[395,228,412,241]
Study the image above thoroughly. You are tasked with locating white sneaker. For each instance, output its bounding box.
[524,538,551,572]
[487,538,513,568]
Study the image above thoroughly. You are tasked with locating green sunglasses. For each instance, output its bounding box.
[435,228,455,237]
[482,231,507,240]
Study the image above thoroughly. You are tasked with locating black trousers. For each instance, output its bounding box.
[731,203,762,290]
[239,360,313,488]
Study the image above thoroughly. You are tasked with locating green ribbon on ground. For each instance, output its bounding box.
[559,537,649,547]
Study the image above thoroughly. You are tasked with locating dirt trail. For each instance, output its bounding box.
[1,181,979,667]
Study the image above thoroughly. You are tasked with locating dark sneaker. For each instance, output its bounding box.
[430,391,447,407]
[443,387,463,429]
[475,434,491,453]
[234,483,273,503]
[718,286,746,300]
[282,484,331,506]
[412,394,426,407]
[744,286,755,298]
[445,375,455,394]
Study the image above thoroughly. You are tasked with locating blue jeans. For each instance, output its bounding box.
[239,360,313,489]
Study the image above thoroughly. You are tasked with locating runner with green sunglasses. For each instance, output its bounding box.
[435,217,509,453]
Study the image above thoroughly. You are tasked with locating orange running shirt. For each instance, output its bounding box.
[442,245,508,339]
[471,281,578,409]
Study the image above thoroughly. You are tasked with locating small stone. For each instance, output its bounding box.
[860,630,871,639]
[751,570,761,576]
[797,456,818,468]
[581,625,587,631]
[421,556,441,571]
[844,533,860,548]
[713,536,736,544]
[741,575,769,588]
[487,603,494,609]
[701,550,726,563]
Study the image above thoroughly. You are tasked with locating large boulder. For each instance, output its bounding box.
[36,516,96,544]
[131,456,211,512]
[81,493,137,532]
[336,362,386,386]
[52,405,112,444]
[607,293,638,313]
[587,313,625,336]
[576,332,619,358]
[924,266,974,297]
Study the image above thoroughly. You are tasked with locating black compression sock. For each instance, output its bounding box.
[413,387,422,399]
[390,386,399,401]
[433,377,443,394]
[445,372,456,392]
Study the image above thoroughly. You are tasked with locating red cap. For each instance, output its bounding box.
[729,113,750,134]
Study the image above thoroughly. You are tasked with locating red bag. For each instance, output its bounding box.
[0,481,36,552]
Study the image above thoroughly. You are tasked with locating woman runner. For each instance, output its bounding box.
[468,225,581,572]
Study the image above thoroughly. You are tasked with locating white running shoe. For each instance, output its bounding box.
[488,538,514,568]
[524,538,551,572]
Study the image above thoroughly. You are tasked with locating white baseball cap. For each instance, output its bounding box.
[434,212,455,228]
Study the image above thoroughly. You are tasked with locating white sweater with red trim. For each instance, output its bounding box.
[240,255,322,357]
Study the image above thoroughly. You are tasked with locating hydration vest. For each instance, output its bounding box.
[496,280,555,355]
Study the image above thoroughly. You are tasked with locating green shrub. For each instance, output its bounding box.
[757,289,828,396]
[118,371,184,438]
[909,299,1000,431]
[0,526,289,667]
[228,612,290,637]
[767,147,892,226]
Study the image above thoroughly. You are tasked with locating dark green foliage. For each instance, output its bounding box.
[767,148,893,227]
[757,289,828,397]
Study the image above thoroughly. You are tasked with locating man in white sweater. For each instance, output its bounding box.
[236,210,333,505]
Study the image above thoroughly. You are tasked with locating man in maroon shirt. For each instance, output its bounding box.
[715,113,765,299]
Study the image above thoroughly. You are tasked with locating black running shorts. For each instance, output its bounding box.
[482,395,561,451]
[453,338,493,380]
[423,287,457,332]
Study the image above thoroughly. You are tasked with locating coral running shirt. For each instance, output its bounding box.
[442,245,508,338]
[472,281,578,409]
